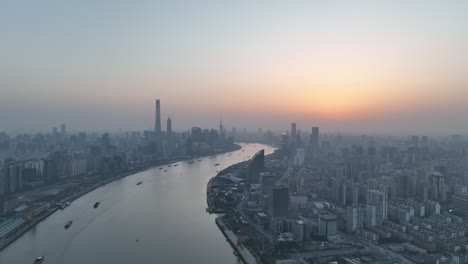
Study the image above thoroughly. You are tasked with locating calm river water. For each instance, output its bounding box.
[0,143,275,264]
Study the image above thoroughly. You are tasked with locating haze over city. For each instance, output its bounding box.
[4,2,468,264]
[2,1,468,134]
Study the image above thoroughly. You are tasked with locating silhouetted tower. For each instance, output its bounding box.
[311,127,319,152]
[167,117,172,135]
[60,123,66,136]
[219,119,224,145]
[291,122,297,146]
[155,99,161,135]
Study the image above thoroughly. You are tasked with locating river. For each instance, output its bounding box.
[0,143,275,264]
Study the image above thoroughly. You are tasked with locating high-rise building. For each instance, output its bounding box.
[155,99,161,135]
[44,151,65,183]
[290,123,297,147]
[167,117,172,135]
[346,204,364,233]
[311,127,319,152]
[431,172,447,201]
[365,204,380,227]
[219,120,224,145]
[452,193,468,216]
[262,174,276,197]
[294,148,305,165]
[464,170,468,187]
[261,173,276,210]
[319,213,337,238]
[61,123,66,136]
[0,168,5,196]
[416,184,429,202]
[190,127,202,141]
[1,159,24,194]
[397,174,411,198]
[291,220,311,241]
[424,200,441,216]
[247,150,265,184]
[367,189,388,221]
[270,187,289,218]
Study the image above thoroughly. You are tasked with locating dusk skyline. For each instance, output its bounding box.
[2,1,468,134]
[3,2,468,264]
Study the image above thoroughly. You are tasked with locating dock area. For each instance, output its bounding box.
[216,217,258,264]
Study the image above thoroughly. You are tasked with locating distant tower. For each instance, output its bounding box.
[219,119,224,144]
[291,123,297,146]
[60,123,66,136]
[167,117,172,135]
[311,127,319,152]
[155,99,161,135]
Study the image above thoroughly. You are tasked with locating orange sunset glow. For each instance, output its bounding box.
[1,1,468,134]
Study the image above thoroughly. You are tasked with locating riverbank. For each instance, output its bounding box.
[0,144,241,252]
[0,143,278,264]
[216,217,258,264]
[207,146,279,264]
[0,207,58,251]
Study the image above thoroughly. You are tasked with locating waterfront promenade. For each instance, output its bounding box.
[216,217,258,264]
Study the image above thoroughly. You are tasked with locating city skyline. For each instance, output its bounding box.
[2,1,468,134]
[4,2,468,264]
[1,97,468,136]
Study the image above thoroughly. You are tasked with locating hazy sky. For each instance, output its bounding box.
[1,1,468,134]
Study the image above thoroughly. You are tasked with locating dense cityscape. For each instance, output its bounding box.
[3,1,468,264]
[207,123,468,264]
[0,99,239,252]
[2,99,468,263]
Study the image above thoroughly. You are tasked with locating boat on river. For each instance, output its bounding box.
[64,221,72,229]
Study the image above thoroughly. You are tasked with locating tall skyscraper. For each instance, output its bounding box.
[61,123,66,136]
[262,174,276,198]
[346,204,364,233]
[270,187,289,218]
[155,99,161,135]
[311,127,319,152]
[167,117,172,135]
[397,174,411,198]
[261,174,276,210]
[219,119,224,144]
[247,150,265,184]
[431,172,447,201]
[291,122,297,146]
